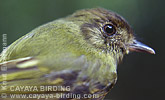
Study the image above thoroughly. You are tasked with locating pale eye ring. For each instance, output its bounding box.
[103,24,116,36]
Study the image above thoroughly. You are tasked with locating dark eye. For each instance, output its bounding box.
[103,24,116,36]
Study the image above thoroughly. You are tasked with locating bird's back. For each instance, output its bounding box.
[0,17,117,100]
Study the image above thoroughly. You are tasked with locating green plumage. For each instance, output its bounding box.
[0,8,155,100]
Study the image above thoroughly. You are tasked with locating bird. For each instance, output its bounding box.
[0,8,155,100]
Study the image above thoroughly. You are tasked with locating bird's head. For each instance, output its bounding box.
[69,8,155,62]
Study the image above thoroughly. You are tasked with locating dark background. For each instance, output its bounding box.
[0,0,164,100]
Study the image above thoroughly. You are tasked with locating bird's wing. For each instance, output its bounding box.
[0,55,112,100]
[0,54,86,92]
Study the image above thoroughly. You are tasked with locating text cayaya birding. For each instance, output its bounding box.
[0,8,155,100]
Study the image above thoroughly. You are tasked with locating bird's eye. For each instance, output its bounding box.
[103,24,116,36]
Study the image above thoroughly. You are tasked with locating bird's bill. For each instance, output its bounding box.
[128,40,155,54]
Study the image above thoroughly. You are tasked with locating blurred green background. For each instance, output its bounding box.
[0,0,164,100]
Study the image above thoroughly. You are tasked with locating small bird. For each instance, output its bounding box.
[0,8,155,100]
